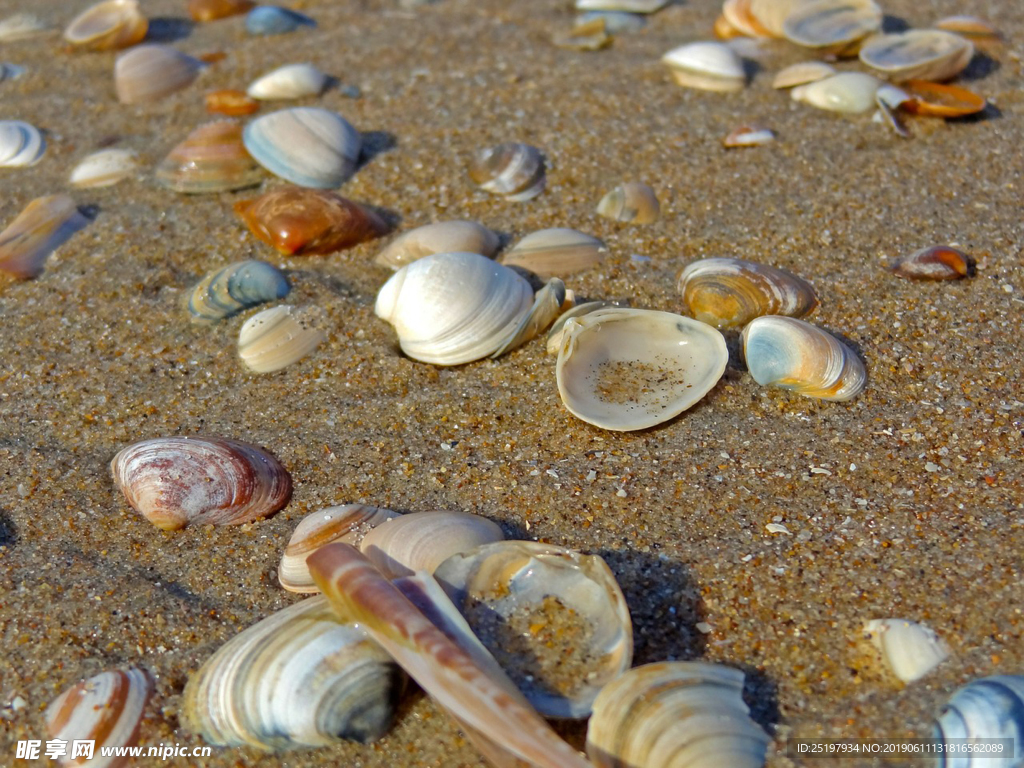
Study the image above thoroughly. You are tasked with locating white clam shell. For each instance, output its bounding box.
[374,220,500,270]
[859,29,975,83]
[247,62,328,100]
[772,60,836,89]
[114,44,205,104]
[238,305,326,373]
[555,308,728,431]
[575,0,667,13]
[374,251,533,366]
[863,618,949,683]
[662,41,746,92]
[782,0,882,54]
[69,148,137,188]
[490,277,566,359]
[242,107,361,188]
[0,120,45,167]
[791,71,882,113]
[933,676,1024,761]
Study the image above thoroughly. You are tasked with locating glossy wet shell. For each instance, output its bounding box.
[575,0,667,13]
[545,300,626,355]
[188,0,255,22]
[500,228,607,279]
[859,30,974,83]
[0,195,89,280]
[901,81,987,118]
[890,245,973,279]
[238,305,326,373]
[596,182,660,224]
[661,41,746,93]
[247,63,328,100]
[781,0,882,55]
[114,44,205,104]
[374,220,500,270]
[863,619,949,683]
[110,435,292,530]
[187,259,290,324]
[791,71,882,113]
[0,120,46,167]
[64,0,147,52]
[468,142,546,201]
[70,148,137,188]
[933,676,1024,757]
[183,595,406,750]
[556,308,728,431]
[156,120,263,194]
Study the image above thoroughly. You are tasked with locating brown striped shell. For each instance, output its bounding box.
[156,120,263,194]
[890,245,974,280]
[114,44,205,104]
[500,228,607,279]
[110,436,292,530]
[0,195,89,280]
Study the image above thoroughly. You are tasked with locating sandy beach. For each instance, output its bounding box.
[1,0,1022,765]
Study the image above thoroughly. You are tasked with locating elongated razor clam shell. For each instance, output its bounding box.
[242,107,361,188]
[156,120,263,194]
[70,148,137,188]
[183,596,406,750]
[46,668,153,768]
[247,63,328,100]
[238,305,326,373]
[933,676,1024,759]
[890,245,973,279]
[279,504,401,593]
[595,182,660,224]
[468,142,546,201]
[782,0,882,55]
[0,120,46,167]
[110,435,292,530]
[863,619,950,683]
[188,0,255,22]
[859,29,974,83]
[0,195,88,280]
[187,259,290,324]
[791,71,882,113]
[245,5,316,36]
[374,220,500,270]
[64,0,147,52]
[500,228,607,279]
[114,44,205,104]
[661,41,746,93]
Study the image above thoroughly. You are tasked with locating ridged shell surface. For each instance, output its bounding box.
[243,107,361,188]
[238,305,325,373]
[890,245,973,280]
[782,0,882,54]
[188,0,255,22]
[678,257,818,329]
[863,619,949,683]
[0,195,88,280]
[110,435,292,530]
[247,63,328,100]
[374,251,534,366]
[183,595,406,750]
[859,30,974,83]
[187,259,290,324]
[468,142,546,201]
[64,0,147,52]
[359,511,505,579]
[245,6,316,36]
[791,71,881,113]
[500,228,607,279]
[114,44,204,104]
[46,668,153,768]
[556,308,728,431]
[156,120,263,194]
[596,182,660,224]
[933,676,1024,766]
[70,148,137,188]
[0,120,46,167]
[721,0,771,37]
[586,661,771,768]
[279,504,401,593]
[741,316,866,401]
[374,220,500,270]
[661,41,746,92]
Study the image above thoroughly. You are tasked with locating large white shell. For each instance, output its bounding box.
[242,107,361,188]
[556,308,728,431]
[791,71,882,113]
[661,41,746,92]
[859,29,975,83]
[374,251,534,366]
[782,0,882,54]
[183,595,406,750]
[69,148,137,188]
[933,676,1024,765]
[247,63,328,100]
[374,220,500,270]
[863,618,950,683]
[238,305,326,373]
[114,44,205,104]
[0,120,45,167]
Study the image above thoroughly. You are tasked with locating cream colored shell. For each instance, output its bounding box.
[859,29,975,83]
[772,61,836,89]
[863,618,950,683]
[595,182,660,224]
[69,148,137,188]
[238,305,325,373]
[247,63,328,100]
[374,220,499,270]
[782,0,882,54]
[500,228,607,279]
[791,71,882,113]
[114,44,205,104]
[661,41,746,93]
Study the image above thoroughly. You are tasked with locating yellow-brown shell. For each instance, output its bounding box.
[187,0,255,22]
[156,120,263,194]
[901,80,986,118]
[890,245,973,280]
[468,142,546,201]
[63,0,147,52]
[0,195,89,280]
[595,182,659,224]
[205,88,260,116]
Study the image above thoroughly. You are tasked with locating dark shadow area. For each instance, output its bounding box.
[506,264,546,291]
[0,509,16,549]
[145,17,194,43]
[723,328,745,372]
[77,204,100,221]
[323,75,362,99]
[949,101,1001,124]
[738,663,782,736]
[881,15,910,33]
[357,130,398,171]
[362,202,402,234]
[742,58,761,85]
[959,52,1000,81]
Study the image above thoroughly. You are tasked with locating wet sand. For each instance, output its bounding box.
[1,0,1022,766]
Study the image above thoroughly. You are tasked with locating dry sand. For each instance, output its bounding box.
[1,0,1022,766]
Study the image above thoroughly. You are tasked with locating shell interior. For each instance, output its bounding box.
[858,29,975,82]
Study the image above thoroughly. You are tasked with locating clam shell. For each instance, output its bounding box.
[156,120,262,194]
[723,125,775,147]
[553,18,612,52]
[791,71,882,113]
[205,88,259,116]
[490,277,566,358]
[935,16,1001,43]
[721,0,773,37]
[238,305,326,373]
[678,257,818,329]
[901,80,987,118]
[933,676,1024,760]
[782,0,882,55]
[69,148,137,188]
[556,308,728,431]
[577,11,646,33]
[114,44,205,105]
[187,259,290,325]
[0,120,46,167]
[772,60,836,89]
[863,618,950,683]
[0,13,51,42]
[64,0,147,52]
[360,511,505,579]
[741,316,866,401]
[500,228,607,279]
[574,0,667,12]
[890,245,974,280]
[586,661,771,768]
[749,0,811,37]
[245,6,316,36]
[46,668,153,768]
[374,251,534,366]
[545,300,626,355]
[307,543,594,768]
[279,504,401,593]
[661,41,746,93]
[595,182,660,224]
[234,185,385,255]
[0,195,88,280]
[188,0,255,22]
[110,435,292,530]
[374,220,500,270]
[468,142,546,201]
[247,63,328,100]
[243,107,361,188]
[183,595,406,750]
[435,541,633,719]
[859,30,974,83]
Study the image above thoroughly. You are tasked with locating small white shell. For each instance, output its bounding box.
[374,220,500,270]
[0,120,45,167]
[791,71,882,113]
[859,29,975,83]
[863,618,950,683]
[662,41,746,92]
[468,142,546,201]
[114,44,205,104]
[772,60,836,89]
[723,125,775,148]
[238,305,326,373]
[69,148,137,188]
[247,63,328,100]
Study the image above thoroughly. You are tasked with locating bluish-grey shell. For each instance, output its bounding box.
[933,675,1024,765]
[188,259,290,325]
[242,108,361,189]
[245,6,315,36]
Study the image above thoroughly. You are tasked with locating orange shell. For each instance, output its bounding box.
[187,0,255,22]
[205,88,260,116]
[901,80,987,118]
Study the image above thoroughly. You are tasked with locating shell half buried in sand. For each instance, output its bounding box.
[238,305,326,373]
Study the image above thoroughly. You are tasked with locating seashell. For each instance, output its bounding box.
[577,11,646,33]
[772,60,836,89]
[0,62,27,82]
[188,0,255,22]
[434,540,632,719]
[596,182,660,224]
[782,0,882,56]
[791,71,882,113]
[714,13,743,40]
[243,107,361,188]
[863,618,950,683]
[247,63,328,101]
[500,228,607,279]
[155,120,262,194]
[64,0,147,52]
[279,505,401,593]
[0,120,46,168]
[69,148,137,188]
[234,186,385,255]
[468,142,546,202]
[307,542,594,768]
[205,88,259,116]
[889,245,974,280]
[553,18,612,52]
[0,195,88,280]
[721,0,772,37]
[935,16,1001,43]
[749,0,812,37]
[183,595,406,750]
[360,511,505,579]
[245,6,316,36]
[110,435,292,530]
[545,300,626,355]
[678,257,818,329]
[187,259,290,325]
[933,676,1024,762]
[859,30,974,83]
[0,13,51,42]
[901,80,987,118]
[556,307,728,430]
[661,41,746,93]
[874,84,912,137]
[575,0,667,12]
[586,661,771,768]
[723,125,775,148]
[114,44,205,105]
[490,277,566,358]
[374,220,499,270]
[741,316,866,401]
[46,668,153,768]
[374,251,534,366]
[238,305,325,373]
